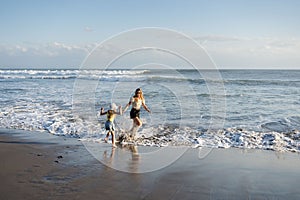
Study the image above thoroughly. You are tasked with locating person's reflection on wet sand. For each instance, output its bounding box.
[121,144,140,173]
[102,144,140,173]
[103,146,116,167]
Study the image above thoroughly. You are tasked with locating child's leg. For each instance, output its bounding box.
[104,131,110,142]
[111,131,117,148]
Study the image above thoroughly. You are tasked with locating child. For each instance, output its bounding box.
[100,103,122,148]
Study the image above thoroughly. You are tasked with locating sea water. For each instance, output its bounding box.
[0,69,300,152]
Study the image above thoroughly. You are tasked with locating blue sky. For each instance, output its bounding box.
[1,0,300,69]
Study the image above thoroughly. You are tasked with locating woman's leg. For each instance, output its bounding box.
[130,117,142,132]
[133,117,142,127]
[129,117,142,139]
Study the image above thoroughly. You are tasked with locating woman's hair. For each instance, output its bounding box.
[134,88,144,100]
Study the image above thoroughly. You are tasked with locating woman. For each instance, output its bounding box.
[123,88,151,136]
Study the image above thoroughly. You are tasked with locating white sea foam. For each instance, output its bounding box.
[1,99,300,152]
[2,100,300,153]
[0,69,149,80]
[78,125,300,153]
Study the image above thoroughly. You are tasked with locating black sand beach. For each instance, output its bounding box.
[1,128,300,200]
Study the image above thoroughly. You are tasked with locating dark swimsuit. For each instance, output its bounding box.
[130,108,140,119]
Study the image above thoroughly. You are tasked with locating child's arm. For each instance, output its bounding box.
[100,107,107,115]
[117,105,123,115]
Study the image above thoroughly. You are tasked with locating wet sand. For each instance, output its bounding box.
[1,128,300,200]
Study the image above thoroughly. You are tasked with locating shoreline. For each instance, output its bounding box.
[1,128,300,199]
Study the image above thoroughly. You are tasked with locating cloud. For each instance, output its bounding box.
[0,36,300,69]
[15,45,28,53]
[0,45,29,56]
[195,35,248,44]
[192,35,300,68]
[0,42,98,56]
[199,35,300,51]
[84,26,94,32]
[0,42,100,68]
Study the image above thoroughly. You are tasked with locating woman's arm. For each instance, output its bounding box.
[142,102,151,113]
[123,101,131,113]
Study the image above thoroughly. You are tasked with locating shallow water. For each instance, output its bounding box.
[0,69,300,152]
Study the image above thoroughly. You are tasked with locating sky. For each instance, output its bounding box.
[0,0,300,69]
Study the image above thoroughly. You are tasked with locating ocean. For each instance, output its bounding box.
[0,69,300,152]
